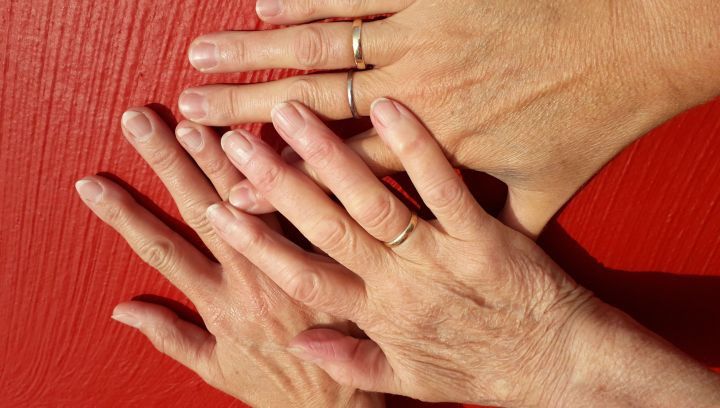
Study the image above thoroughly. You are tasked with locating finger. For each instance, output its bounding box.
[121,108,240,265]
[229,128,401,214]
[178,72,379,126]
[189,21,398,73]
[370,99,489,239]
[206,203,367,319]
[220,129,386,275]
[272,101,415,245]
[255,0,414,24]
[175,121,244,200]
[75,176,220,301]
[112,301,216,382]
[289,329,397,394]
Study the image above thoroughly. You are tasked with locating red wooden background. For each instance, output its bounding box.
[1,1,719,407]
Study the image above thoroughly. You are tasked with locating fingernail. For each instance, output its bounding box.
[206,203,238,234]
[179,92,208,120]
[288,346,322,363]
[272,102,305,137]
[122,111,153,140]
[176,127,204,152]
[75,179,103,204]
[189,42,218,70]
[371,98,402,127]
[111,313,141,329]
[229,186,256,210]
[221,130,253,165]
[256,0,282,18]
[281,146,301,163]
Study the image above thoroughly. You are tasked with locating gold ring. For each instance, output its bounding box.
[347,70,360,119]
[385,213,419,248]
[352,19,367,70]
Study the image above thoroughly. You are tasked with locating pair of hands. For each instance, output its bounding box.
[76,0,720,406]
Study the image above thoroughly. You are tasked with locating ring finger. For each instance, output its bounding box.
[179,72,381,125]
[189,21,400,73]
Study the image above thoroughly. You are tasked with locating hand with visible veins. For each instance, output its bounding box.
[179,0,720,236]
[207,99,720,407]
[75,108,382,408]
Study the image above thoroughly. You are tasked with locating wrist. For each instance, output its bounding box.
[550,299,720,407]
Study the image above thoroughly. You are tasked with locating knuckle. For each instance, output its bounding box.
[137,237,179,273]
[286,77,319,107]
[182,203,215,237]
[251,161,283,194]
[288,1,317,19]
[146,149,184,173]
[284,268,320,305]
[221,39,247,67]
[293,26,328,68]
[425,176,465,211]
[201,154,233,180]
[356,193,395,233]
[395,133,426,157]
[302,136,337,169]
[313,217,356,257]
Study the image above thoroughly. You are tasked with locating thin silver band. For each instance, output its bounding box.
[347,70,360,119]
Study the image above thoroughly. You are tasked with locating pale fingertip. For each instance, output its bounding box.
[188,41,219,71]
[176,126,204,152]
[121,110,153,140]
[370,98,402,128]
[228,186,256,210]
[256,0,283,19]
[75,179,103,204]
[111,312,142,329]
[287,346,322,363]
[178,91,208,121]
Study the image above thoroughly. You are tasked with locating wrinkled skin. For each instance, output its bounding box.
[181,0,720,235]
[208,99,720,406]
[75,107,381,407]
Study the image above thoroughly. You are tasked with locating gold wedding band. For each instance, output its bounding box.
[352,19,367,70]
[385,213,419,248]
[347,70,360,119]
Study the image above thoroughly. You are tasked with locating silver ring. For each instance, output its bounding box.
[384,213,419,248]
[347,70,360,119]
[352,19,367,70]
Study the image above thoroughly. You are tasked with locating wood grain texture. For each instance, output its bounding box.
[0,0,718,407]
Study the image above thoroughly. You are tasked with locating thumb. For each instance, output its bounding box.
[288,329,398,394]
[499,186,573,239]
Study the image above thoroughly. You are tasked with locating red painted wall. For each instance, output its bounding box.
[1,1,718,407]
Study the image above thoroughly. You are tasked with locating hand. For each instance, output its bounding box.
[75,108,382,408]
[208,99,720,406]
[179,0,720,236]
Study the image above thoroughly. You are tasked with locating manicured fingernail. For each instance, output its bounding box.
[179,92,208,120]
[272,102,305,136]
[288,346,322,363]
[371,98,402,127]
[206,203,238,234]
[256,0,282,18]
[111,313,141,329]
[176,127,203,152]
[221,130,253,165]
[75,179,103,204]
[189,42,218,70]
[229,186,256,210]
[122,111,153,140]
[281,146,301,163]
